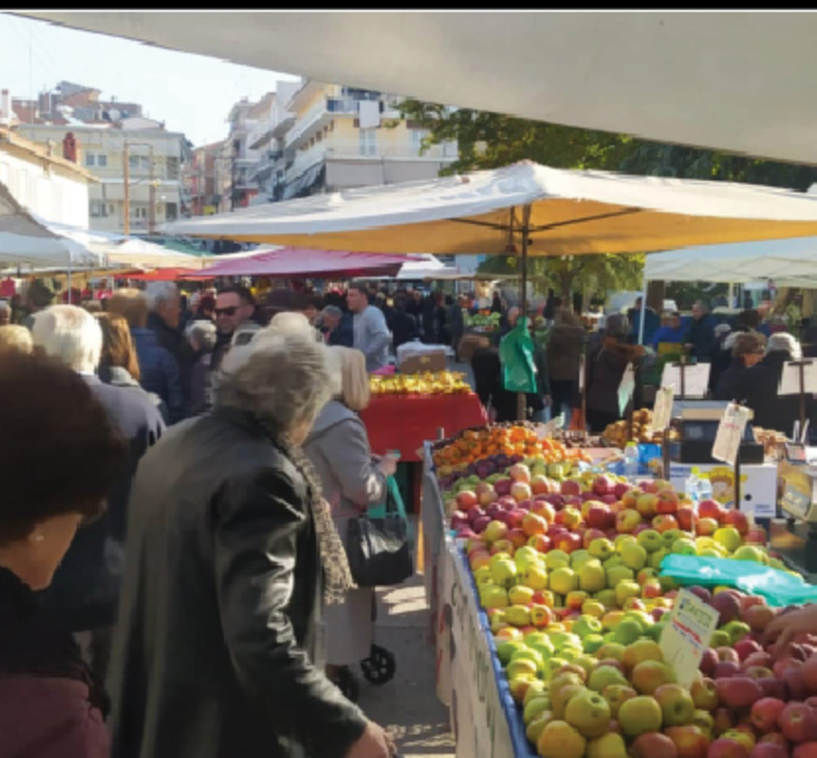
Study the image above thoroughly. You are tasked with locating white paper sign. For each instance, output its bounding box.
[653,385,675,431]
[618,364,636,416]
[780,360,817,396]
[660,589,720,689]
[535,415,565,439]
[712,403,751,465]
[578,354,586,393]
[661,363,711,398]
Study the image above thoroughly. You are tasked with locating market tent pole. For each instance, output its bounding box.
[67,256,72,305]
[637,274,648,345]
[517,204,532,421]
[728,282,735,308]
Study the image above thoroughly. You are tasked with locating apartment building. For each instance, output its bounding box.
[187,140,231,216]
[0,124,96,227]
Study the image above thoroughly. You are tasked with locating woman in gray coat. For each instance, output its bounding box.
[304,346,398,694]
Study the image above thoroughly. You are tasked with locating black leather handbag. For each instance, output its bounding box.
[347,477,413,588]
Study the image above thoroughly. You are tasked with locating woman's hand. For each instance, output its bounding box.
[377,454,399,478]
[762,604,817,654]
[345,722,396,758]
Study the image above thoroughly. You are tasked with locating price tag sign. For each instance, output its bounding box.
[653,385,675,431]
[618,364,636,417]
[780,361,817,396]
[660,589,720,688]
[661,363,711,398]
[535,415,564,440]
[712,403,751,465]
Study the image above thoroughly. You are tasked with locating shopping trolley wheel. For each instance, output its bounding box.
[335,666,360,703]
[361,644,396,685]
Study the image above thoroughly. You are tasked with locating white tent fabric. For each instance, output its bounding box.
[160,162,817,256]
[19,12,817,165]
[395,254,459,280]
[0,183,101,268]
[644,237,817,289]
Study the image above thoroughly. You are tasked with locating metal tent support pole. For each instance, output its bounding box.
[516,204,532,421]
[637,274,648,345]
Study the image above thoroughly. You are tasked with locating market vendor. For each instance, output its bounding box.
[684,300,717,359]
[650,310,685,350]
[347,281,390,372]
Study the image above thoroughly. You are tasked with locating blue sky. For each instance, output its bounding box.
[0,13,301,147]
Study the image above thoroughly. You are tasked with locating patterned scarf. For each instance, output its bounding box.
[258,417,356,606]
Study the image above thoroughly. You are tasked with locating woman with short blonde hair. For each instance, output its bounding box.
[333,346,371,412]
[0,325,33,356]
[105,289,148,330]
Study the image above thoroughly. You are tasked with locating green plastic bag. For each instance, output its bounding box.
[499,317,538,394]
[660,554,817,607]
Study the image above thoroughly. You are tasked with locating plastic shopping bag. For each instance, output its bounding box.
[660,554,817,607]
[499,317,537,394]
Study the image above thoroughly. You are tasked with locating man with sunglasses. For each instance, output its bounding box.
[212,285,258,372]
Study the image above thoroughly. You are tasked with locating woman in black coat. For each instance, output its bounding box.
[731,333,809,436]
[107,321,393,758]
[713,332,765,402]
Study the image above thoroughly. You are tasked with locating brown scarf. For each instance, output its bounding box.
[258,418,356,606]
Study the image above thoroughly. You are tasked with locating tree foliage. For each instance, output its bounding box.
[399,99,817,300]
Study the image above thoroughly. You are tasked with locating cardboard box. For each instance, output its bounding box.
[397,343,447,374]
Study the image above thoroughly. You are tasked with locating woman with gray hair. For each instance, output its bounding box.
[584,312,645,432]
[107,322,394,758]
[185,319,218,416]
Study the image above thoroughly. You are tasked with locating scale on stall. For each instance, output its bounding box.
[774,440,817,577]
[667,400,764,465]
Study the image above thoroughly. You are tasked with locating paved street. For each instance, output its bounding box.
[358,574,455,758]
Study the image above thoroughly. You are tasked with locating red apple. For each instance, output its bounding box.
[784,667,809,702]
[801,656,817,695]
[688,586,713,604]
[699,499,725,522]
[593,474,616,496]
[716,677,763,710]
[692,677,720,711]
[632,732,680,758]
[773,658,803,680]
[793,744,817,758]
[745,606,777,634]
[708,738,749,758]
[710,593,742,626]
[614,482,632,499]
[665,725,711,758]
[745,526,769,546]
[621,488,643,510]
[751,698,788,734]
[522,512,549,537]
[758,678,789,702]
[527,534,551,552]
[697,517,720,537]
[700,649,720,677]
[654,514,680,533]
[714,707,737,735]
[752,744,789,758]
[677,506,696,532]
[560,479,581,497]
[745,667,775,681]
[780,703,817,744]
[456,490,479,510]
[656,489,680,514]
[714,661,742,679]
[759,733,790,749]
[717,648,741,665]
[530,474,553,495]
[735,640,763,662]
[583,528,607,549]
[724,509,750,536]
[554,532,581,554]
[506,528,528,549]
[636,492,659,520]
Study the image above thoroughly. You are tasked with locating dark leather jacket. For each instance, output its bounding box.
[108,407,367,758]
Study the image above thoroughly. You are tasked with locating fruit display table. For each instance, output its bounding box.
[423,422,817,758]
[359,393,487,463]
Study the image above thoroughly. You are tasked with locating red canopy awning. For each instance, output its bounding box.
[185,247,417,280]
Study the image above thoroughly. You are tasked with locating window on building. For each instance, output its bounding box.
[130,205,148,219]
[90,201,106,217]
[359,129,377,157]
[129,155,150,170]
[96,154,108,167]
[316,131,322,143]
[85,153,96,167]
[165,202,178,221]
[166,157,179,179]
[412,128,428,154]
[107,204,115,215]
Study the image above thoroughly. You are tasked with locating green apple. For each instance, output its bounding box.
[602,555,623,570]
[660,527,684,548]
[613,618,643,645]
[732,545,764,562]
[722,620,751,644]
[671,537,698,556]
[549,567,578,595]
[620,543,648,571]
[542,657,569,681]
[490,558,519,588]
[515,546,543,568]
[506,659,538,679]
[649,548,669,570]
[636,529,664,554]
[523,680,549,706]
[659,575,680,592]
[623,610,654,632]
[713,527,742,553]
[582,599,606,618]
[505,604,532,627]
[648,622,667,642]
[523,696,552,726]
[583,634,605,654]
[546,550,571,570]
[605,565,635,588]
[474,566,495,586]
[572,615,604,639]
[489,611,507,632]
[710,630,731,648]
[589,538,615,562]
[549,631,582,651]
[481,585,509,609]
[496,639,528,664]
[511,647,545,672]
[508,585,536,605]
[615,535,638,553]
[579,563,606,594]
[614,580,641,609]
[594,589,618,609]
[522,564,549,591]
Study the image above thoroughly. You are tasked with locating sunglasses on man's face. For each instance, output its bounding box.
[215,306,238,317]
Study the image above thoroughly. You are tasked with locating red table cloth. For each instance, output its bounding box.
[359,393,487,463]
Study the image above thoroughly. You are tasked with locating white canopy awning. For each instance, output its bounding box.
[160,162,817,256]
[0,183,101,268]
[18,12,817,165]
[644,236,817,289]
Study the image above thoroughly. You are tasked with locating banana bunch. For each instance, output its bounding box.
[370,371,472,396]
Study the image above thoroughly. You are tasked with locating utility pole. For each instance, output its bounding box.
[123,140,130,235]
[148,145,156,234]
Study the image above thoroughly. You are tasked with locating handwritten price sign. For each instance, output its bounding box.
[660,589,720,688]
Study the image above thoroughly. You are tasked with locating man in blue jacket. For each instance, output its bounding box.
[651,311,686,349]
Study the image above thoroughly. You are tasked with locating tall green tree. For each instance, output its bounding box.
[399,100,817,301]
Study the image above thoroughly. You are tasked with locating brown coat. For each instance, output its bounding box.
[547,324,587,382]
